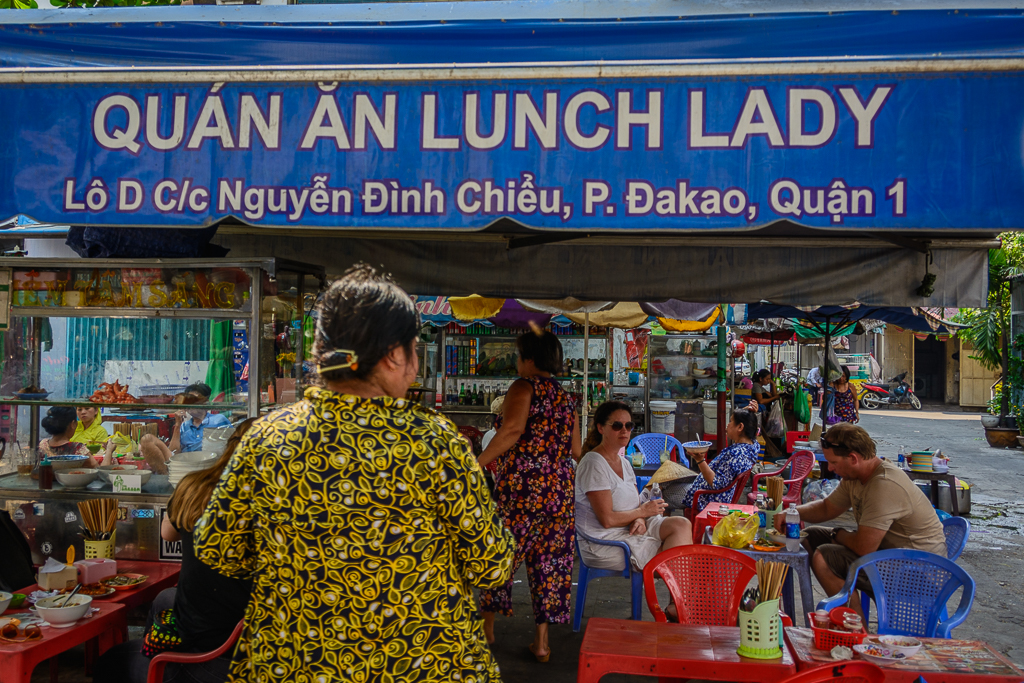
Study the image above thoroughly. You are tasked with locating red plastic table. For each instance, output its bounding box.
[578,617,797,683]
[692,503,758,543]
[0,602,126,683]
[16,560,181,664]
[785,627,1024,682]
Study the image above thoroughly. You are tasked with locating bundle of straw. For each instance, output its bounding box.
[78,498,117,541]
[756,559,789,603]
[767,476,785,510]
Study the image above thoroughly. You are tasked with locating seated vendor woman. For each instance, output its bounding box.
[71,406,109,448]
[680,410,761,516]
[39,406,99,467]
[575,401,692,572]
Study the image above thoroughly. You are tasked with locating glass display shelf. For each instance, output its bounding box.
[0,399,246,411]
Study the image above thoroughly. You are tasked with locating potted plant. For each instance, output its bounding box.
[955,245,1023,447]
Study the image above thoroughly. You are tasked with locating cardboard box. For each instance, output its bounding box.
[276,378,297,404]
[75,558,118,585]
[37,564,78,590]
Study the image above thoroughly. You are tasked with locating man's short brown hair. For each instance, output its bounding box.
[821,423,876,459]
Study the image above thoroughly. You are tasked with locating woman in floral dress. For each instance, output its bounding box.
[477,329,581,662]
[832,365,860,423]
[194,265,514,683]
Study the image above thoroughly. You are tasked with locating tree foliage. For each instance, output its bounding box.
[954,233,1024,416]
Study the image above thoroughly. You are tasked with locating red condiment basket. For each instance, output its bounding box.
[806,613,869,650]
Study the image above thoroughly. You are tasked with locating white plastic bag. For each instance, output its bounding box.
[765,400,785,438]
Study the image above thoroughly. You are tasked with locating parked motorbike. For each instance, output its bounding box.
[859,372,922,410]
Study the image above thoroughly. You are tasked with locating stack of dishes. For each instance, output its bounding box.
[167,452,218,487]
[910,451,934,472]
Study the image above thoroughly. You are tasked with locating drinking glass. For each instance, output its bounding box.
[16,446,37,477]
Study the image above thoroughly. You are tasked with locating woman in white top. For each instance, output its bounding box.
[575,401,692,572]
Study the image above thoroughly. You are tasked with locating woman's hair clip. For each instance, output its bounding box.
[317,349,359,374]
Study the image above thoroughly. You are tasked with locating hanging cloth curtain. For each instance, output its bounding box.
[205,320,236,401]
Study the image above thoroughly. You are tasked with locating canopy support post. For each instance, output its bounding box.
[716,316,728,453]
[582,312,590,440]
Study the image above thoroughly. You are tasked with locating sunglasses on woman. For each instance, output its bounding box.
[606,421,635,431]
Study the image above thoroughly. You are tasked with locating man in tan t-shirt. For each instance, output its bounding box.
[775,423,946,603]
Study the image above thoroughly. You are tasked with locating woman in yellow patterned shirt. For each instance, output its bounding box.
[194,264,515,683]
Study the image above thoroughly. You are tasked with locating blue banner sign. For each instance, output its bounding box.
[1,68,1021,231]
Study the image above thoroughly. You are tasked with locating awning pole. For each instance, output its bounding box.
[716,315,728,452]
[582,312,590,440]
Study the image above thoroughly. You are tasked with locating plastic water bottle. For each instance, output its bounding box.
[650,482,662,501]
[897,445,906,470]
[785,503,801,544]
[755,494,767,538]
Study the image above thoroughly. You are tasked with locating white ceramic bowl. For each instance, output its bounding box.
[48,455,92,471]
[767,530,808,551]
[98,465,152,486]
[0,591,11,615]
[877,635,923,657]
[35,594,92,625]
[55,468,98,488]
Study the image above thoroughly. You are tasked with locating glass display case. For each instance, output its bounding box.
[0,257,324,562]
[646,334,733,433]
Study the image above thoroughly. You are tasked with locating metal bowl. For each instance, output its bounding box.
[48,455,91,471]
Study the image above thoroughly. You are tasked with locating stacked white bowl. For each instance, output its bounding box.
[167,452,219,487]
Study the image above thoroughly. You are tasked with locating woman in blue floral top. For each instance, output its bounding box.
[681,409,761,513]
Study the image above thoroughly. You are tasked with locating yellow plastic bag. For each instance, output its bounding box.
[711,511,759,549]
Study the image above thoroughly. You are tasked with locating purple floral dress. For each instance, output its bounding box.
[481,375,577,624]
[833,385,858,423]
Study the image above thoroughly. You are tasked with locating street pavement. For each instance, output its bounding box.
[33,406,1024,682]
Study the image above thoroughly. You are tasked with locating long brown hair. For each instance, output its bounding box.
[167,417,257,532]
[581,401,632,454]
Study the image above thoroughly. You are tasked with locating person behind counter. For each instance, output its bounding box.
[194,263,514,683]
[137,383,231,474]
[71,406,109,448]
[752,369,780,412]
[679,409,761,516]
[476,327,581,663]
[94,418,257,683]
[39,406,98,467]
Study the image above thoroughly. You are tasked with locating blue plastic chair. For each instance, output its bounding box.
[817,549,976,638]
[859,516,971,619]
[572,529,643,632]
[942,516,970,561]
[627,433,689,469]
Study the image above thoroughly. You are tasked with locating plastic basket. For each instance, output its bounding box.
[807,613,868,649]
[84,532,116,560]
[737,598,783,659]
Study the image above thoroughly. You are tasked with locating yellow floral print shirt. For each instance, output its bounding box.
[194,387,515,683]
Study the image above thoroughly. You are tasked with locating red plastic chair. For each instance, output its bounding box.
[776,662,886,683]
[642,545,756,625]
[146,620,244,683]
[686,470,751,520]
[747,450,816,506]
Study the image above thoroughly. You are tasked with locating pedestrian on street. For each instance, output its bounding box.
[775,423,946,617]
[832,366,860,423]
[806,366,823,406]
[477,327,582,663]
[194,264,515,683]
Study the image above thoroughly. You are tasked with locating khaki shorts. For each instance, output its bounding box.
[579,515,667,572]
[805,526,873,595]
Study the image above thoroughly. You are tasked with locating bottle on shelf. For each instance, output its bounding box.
[458,383,466,406]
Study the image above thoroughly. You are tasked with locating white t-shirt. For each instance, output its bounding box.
[575,451,641,539]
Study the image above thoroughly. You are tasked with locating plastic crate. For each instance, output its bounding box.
[807,613,869,650]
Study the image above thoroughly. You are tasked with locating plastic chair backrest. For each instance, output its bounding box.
[942,516,970,561]
[776,662,886,683]
[852,549,975,638]
[642,545,755,625]
[784,450,816,500]
[147,620,245,683]
[627,433,689,468]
